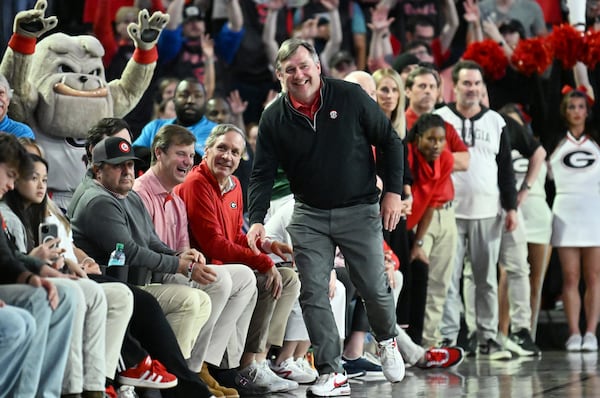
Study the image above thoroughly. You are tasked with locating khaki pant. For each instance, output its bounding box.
[164,264,258,370]
[141,283,211,358]
[421,207,458,348]
[245,267,300,353]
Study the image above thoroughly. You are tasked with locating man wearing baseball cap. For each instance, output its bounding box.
[69,135,214,371]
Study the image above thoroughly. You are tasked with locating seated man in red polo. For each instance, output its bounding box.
[175,123,301,395]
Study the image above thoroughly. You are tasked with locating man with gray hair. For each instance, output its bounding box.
[133,124,258,398]
[248,38,406,396]
[176,123,301,395]
[0,74,35,139]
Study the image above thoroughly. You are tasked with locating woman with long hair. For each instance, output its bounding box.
[0,153,114,397]
[372,68,406,139]
[549,86,600,352]
[371,68,424,342]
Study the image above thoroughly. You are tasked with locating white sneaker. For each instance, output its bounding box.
[377,338,405,382]
[566,334,583,352]
[270,357,317,384]
[499,333,522,356]
[238,360,298,393]
[582,332,598,352]
[117,386,138,398]
[295,357,319,380]
[307,372,351,397]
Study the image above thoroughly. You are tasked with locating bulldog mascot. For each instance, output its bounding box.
[0,0,168,209]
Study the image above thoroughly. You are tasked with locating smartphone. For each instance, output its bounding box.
[38,223,59,247]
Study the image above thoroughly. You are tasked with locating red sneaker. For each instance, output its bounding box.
[118,356,178,389]
[105,385,118,398]
[417,347,464,369]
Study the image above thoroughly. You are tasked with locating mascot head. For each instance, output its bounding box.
[30,33,114,139]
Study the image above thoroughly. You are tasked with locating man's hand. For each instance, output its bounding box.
[247,223,266,255]
[200,32,214,59]
[82,259,102,275]
[265,266,283,299]
[13,0,57,38]
[127,9,170,50]
[463,0,481,24]
[380,192,404,231]
[328,270,337,299]
[368,6,395,33]
[190,262,218,285]
[39,277,59,310]
[179,248,205,264]
[384,250,397,289]
[270,241,293,263]
[227,90,248,116]
[505,209,518,232]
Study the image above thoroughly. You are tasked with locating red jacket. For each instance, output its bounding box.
[406,143,454,230]
[175,162,273,273]
[406,108,467,207]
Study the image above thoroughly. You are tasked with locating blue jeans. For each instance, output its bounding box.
[0,284,76,398]
[0,304,36,397]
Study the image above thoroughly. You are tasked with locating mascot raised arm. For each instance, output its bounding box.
[0,0,168,209]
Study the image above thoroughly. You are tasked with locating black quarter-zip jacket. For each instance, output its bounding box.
[249,77,404,225]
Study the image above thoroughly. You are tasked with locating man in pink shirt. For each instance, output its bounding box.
[133,124,257,398]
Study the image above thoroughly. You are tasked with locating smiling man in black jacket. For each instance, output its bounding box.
[247,38,406,397]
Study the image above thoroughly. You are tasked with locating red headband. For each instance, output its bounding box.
[561,84,595,106]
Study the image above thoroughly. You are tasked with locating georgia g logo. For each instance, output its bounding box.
[562,150,596,169]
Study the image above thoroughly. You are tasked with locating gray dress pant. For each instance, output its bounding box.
[287,202,397,374]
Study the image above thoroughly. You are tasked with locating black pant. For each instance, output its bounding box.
[384,223,428,345]
[335,267,370,336]
[89,275,211,397]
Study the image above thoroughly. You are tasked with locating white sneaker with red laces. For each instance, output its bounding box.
[377,338,405,382]
[307,372,351,397]
[270,357,317,384]
[239,360,298,393]
[118,355,178,389]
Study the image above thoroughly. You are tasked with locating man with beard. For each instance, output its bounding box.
[133,78,217,164]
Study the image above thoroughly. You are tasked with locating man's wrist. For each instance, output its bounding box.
[187,261,195,278]
[261,238,273,253]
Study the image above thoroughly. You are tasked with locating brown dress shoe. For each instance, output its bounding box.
[199,363,240,398]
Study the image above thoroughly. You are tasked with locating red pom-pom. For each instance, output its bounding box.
[547,24,585,69]
[583,29,600,70]
[462,39,508,80]
[511,37,553,76]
